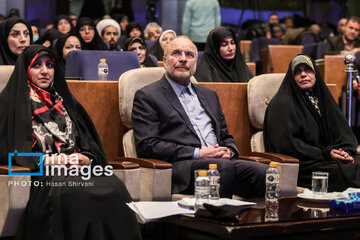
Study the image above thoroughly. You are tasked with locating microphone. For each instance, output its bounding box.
[344,54,360,68]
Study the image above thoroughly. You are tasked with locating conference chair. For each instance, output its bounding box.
[118,67,174,201]
[65,50,141,81]
[0,65,31,237]
[302,42,318,60]
[267,45,304,73]
[300,33,315,45]
[247,73,299,196]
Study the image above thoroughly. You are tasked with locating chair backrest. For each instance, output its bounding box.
[302,42,318,59]
[145,40,156,49]
[268,45,303,73]
[301,33,315,45]
[119,67,197,128]
[250,37,280,63]
[247,73,285,152]
[148,54,159,66]
[118,67,197,157]
[0,65,14,93]
[65,50,141,81]
[317,41,326,59]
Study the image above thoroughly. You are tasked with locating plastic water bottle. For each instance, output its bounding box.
[98,59,108,80]
[208,164,220,204]
[194,170,210,211]
[265,162,280,221]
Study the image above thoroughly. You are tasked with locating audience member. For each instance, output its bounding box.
[37,15,75,48]
[144,22,162,41]
[323,16,360,56]
[0,17,32,65]
[0,14,5,24]
[283,15,294,30]
[125,22,143,38]
[132,36,268,198]
[337,18,347,36]
[69,13,78,27]
[96,18,121,50]
[54,33,82,73]
[30,24,39,43]
[6,8,20,19]
[264,55,360,192]
[124,36,157,67]
[76,17,108,50]
[0,44,141,240]
[148,29,177,61]
[266,13,280,38]
[110,0,134,22]
[116,14,129,36]
[195,26,253,82]
[270,24,286,42]
[181,0,221,51]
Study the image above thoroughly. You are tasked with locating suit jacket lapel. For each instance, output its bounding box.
[160,77,198,137]
[194,84,221,141]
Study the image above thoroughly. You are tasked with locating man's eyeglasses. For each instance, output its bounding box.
[170,50,196,59]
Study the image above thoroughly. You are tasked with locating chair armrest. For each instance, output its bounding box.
[238,155,271,164]
[0,165,31,174]
[114,157,172,169]
[108,161,140,169]
[249,152,299,163]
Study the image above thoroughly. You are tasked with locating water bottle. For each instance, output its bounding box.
[98,59,108,80]
[208,164,220,204]
[265,162,280,221]
[194,170,210,211]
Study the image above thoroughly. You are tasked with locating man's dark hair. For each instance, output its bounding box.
[347,16,360,25]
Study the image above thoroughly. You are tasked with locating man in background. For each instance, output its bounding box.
[96,18,121,51]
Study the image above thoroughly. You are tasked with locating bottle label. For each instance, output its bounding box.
[98,67,108,74]
[266,174,279,183]
[209,176,220,185]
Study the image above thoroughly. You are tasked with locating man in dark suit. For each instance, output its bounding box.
[323,16,360,56]
[132,36,267,198]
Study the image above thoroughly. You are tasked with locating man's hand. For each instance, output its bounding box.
[330,148,354,163]
[199,144,232,159]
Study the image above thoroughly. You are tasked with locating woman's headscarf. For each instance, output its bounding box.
[148,29,176,61]
[76,17,108,50]
[125,22,143,39]
[194,26,254,82]
[123,36,157,67]
[54,14,76,35]
[0,44,107,170]
[263,54,360,191]
[53,33,82,74]
[0,17,33,65]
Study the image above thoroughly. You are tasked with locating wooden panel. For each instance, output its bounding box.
[199,83,252,155]
[246,62,256,75]
[268,45,304,73]
[67,81,126,161]
[324,55,346,104]
[240,40,251,55]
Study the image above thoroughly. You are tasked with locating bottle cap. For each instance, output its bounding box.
[209,164,217,169]
[269,162,278,167]
[198,170,207,176]
[100,59,106,63]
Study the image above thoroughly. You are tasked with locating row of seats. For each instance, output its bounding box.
[0,65,339,236]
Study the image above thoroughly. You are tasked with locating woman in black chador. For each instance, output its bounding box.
[194,26,253,82]
[264,54,360,192]
[0,45,141,240]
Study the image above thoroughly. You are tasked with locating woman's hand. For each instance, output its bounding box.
[330,149,354,163]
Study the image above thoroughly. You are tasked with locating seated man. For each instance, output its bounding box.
[132,36,268,199]
[323,16,360,56]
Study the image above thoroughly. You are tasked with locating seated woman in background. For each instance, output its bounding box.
[54,33,82,74]
[0,45,141,239]
[194,26,254,82]
[36,14,75,48]
[76,17,108,50]
[124,36,157,67]
[0,17,32,65]
[148,29,176,61]
[125,22,143,39]
[264,54,360,192]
